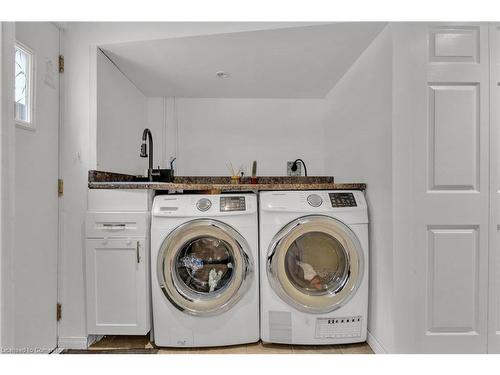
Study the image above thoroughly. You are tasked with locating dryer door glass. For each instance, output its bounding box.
[267,215,364,313]
[284,232,349,296]
[157,219,253,316]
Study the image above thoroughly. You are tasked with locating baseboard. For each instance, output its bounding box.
[367,330,388,354]
[57,336,89,350]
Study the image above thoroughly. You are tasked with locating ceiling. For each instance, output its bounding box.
[100,23,387,98]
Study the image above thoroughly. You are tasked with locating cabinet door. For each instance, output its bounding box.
[86,238,150,335]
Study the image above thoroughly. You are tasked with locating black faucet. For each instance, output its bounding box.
[140,128,154,181]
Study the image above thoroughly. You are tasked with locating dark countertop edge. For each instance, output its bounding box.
[89,170,136,182]
[88,170,336,184]
[88,182,367,191]
[88,170,366,191]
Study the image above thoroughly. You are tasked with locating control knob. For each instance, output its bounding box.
[196,198,212,212]
[307,194,323,207]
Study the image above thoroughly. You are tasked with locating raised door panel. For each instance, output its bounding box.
[427,227,479,334]
[428,84,479,191]
[94,245,138,325]
[430,26,480,63]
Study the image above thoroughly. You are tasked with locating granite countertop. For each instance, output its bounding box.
[88,170,366,192]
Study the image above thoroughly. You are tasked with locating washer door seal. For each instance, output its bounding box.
[157,219,253,316]
[267,215,364,313]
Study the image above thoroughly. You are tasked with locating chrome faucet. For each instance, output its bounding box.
[140,128,154,181]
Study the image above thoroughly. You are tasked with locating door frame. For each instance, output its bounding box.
[488,22,500,353]
[0,21,16,350]
[55,22,64,350]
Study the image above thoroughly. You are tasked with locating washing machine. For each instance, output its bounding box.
[151,193,259,347]
[259,190,368,345]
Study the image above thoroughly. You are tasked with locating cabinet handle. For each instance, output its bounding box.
[136,241,141,264]
[101,223,127,231]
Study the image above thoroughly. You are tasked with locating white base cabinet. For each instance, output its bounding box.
[85,190,151,335]
[86,237,150,335]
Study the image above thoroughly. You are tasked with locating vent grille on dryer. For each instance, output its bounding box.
[269,311,292,344]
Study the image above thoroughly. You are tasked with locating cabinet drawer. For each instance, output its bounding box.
[87,189,149,211]
[86,211,149,238]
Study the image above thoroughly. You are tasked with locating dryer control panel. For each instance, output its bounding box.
[220,196,246,212]
[329,192,357,207]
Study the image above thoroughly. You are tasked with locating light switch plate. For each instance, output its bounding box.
[287,161,302,176]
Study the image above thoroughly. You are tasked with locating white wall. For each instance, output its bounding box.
[322,26,394,352]
[144,98,172,170]
[145,97,326,176]
[96,49,147,175]
[60,22,320,348]
[95,94,327,179]
[391,23,421,354]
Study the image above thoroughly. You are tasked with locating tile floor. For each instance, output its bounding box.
[88,335,373,354]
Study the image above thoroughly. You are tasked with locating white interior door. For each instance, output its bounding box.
[14,22,59,352]
[408,23,490,353]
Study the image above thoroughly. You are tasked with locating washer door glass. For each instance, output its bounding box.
[267,215,364,313]
[158,219,252,316]
[175,236,234,294]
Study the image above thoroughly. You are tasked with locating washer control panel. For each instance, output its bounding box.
[220,196,246,212]
[329,192,357,207]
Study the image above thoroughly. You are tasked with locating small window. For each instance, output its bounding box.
[14,43,34,128]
